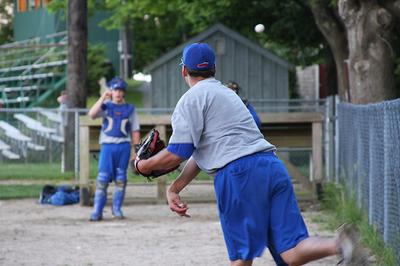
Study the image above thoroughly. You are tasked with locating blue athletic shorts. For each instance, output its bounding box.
[214,151,309,263]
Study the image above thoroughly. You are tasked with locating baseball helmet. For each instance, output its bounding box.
[107,77,127,91]
[226,80,240,94]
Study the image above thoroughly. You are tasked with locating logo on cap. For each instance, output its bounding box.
[197,62,210,68]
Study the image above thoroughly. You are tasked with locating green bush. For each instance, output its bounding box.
[87,44,115,97]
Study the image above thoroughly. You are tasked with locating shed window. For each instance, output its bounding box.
[214,37,226,55]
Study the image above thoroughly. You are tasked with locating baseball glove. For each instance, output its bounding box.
[133,129,178,180]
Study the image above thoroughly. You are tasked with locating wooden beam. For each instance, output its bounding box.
[258,112,323,123]
[80,112,323,126]
[80,114,171,126]
[155,125,167,204]
[79,125,90,206]
[312,121,323,182]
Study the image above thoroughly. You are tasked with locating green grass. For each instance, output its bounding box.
[0,185,43,200]
[315,182,397,266]
[0,163,75,181]
[0,160,212,201]
[0,160,212,183]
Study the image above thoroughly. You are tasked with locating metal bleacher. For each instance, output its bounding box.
[0,32,67,108]
[0,108,65,162]
[0,138,20,160]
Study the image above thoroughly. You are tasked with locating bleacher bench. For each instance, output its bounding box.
[27,142,46,151]
[1,85,38,93]
[14,113,57,134]
[0,120,32,142]
[50,134,64,143]
[1,149,20,160]
[1,97,30,104]
[0,139,10,150]
[0,138,21,160]
[39,110,62,124]
[0,60,67,73]
[0,72,55,82]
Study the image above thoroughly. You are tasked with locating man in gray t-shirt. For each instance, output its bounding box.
[169,76,274,173]
[135,43,365,266]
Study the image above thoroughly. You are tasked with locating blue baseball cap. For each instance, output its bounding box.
[107,77,127,91]
[180,43,216,71]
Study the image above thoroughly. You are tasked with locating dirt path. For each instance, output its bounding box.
[0,199,339,266]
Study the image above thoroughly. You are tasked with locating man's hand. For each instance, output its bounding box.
[167,190,190,218]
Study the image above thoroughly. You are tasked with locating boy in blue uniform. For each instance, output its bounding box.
[89,77,140,221]
[135,44,365,265]
[226,80,261,128]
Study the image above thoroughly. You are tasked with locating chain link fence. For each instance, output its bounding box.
[337,99,400,263]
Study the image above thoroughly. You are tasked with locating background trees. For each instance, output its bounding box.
[310,0,400,104]
[3,0,399,104]
[0,0,13,45]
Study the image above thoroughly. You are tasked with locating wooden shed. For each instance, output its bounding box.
[145,23,293,109]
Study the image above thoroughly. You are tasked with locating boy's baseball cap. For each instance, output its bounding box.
[180,43,216,71]
[107,77,127,91]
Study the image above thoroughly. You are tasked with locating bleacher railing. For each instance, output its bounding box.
[0,32,68,108]
[249,98,325,113]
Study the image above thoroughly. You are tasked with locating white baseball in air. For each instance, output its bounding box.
[254,24,265,33]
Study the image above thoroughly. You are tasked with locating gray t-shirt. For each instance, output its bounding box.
[169,78,275,173]
[96,101,140,144]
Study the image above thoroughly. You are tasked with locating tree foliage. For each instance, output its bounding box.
[87,44,115,96]
[100,0,327,69]
[46,0,400,103]
[0,0,13,45]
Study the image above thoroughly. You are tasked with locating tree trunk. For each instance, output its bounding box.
[309,0,350,101]
[324,45,338,96]
[339,0,396,104]
[64,0,87,172]
[67,0,87,108]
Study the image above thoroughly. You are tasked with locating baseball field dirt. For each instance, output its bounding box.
[0,199,339,265]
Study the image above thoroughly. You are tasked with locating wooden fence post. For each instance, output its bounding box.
[79,124,90,206]
[155,125,167,204]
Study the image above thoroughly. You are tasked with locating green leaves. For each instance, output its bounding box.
[45,0,327,71]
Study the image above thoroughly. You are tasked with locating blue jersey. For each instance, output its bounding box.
[246,102,261,128]
[97,101,140,144]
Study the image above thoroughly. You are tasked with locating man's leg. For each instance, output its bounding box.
[230,259,253,266]
[280,237,336,266]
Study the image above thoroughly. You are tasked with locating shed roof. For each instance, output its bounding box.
[145,23,293,72]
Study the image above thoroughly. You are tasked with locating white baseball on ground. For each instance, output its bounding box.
[254,23,265,33]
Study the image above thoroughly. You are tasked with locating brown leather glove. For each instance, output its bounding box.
[132,129,178,180]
